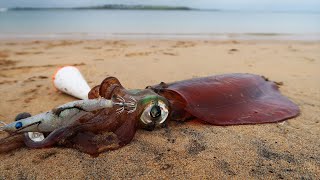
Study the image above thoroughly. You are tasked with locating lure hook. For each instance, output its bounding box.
[0,121,7,132]
[113,95,137,114]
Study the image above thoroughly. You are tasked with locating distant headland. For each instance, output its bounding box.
[8,4,216,11]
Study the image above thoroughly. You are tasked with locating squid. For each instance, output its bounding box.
[0,73,299,156]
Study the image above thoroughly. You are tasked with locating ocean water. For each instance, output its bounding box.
[0,9,319,40]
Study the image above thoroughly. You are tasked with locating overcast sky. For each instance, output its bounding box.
[0,0,320,11]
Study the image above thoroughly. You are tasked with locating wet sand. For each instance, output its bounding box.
[0,39,319,179]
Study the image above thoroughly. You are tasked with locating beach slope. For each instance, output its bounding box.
[0,40,319,179]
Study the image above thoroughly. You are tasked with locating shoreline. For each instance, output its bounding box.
[1,33,320,41]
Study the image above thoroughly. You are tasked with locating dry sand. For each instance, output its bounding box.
[0,39,319,179]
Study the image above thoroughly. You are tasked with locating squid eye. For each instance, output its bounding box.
[150,105,161,118]
[140,100,169,129]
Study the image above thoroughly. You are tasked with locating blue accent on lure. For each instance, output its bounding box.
[15,122,23,129]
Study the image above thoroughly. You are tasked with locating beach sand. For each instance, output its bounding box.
[0,39,319,179]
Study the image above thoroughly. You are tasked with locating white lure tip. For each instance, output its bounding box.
[53,66,91,100]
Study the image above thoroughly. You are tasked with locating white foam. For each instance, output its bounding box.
[0,8,7,12]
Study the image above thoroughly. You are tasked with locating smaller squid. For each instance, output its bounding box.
[0,73,300,156]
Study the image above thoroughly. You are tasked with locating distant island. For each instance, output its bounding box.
[10,5,192,11]
[8,4,220,11]
[76,4,193,10]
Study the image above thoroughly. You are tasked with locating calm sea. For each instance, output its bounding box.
[0,9,319,40]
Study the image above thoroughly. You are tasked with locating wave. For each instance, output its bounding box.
[8,4,219,11]
[0,8,8,12]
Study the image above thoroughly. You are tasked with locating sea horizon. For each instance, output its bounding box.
[0,5,319,40]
